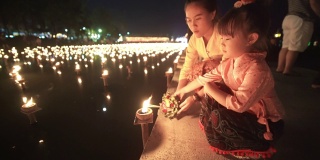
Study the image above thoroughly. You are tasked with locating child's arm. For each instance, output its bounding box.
[203,82,229,106]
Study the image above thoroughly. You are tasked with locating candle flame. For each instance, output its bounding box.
[142,96,152,113]
[24,97,35,108]
[16,74,22,81]
[102,70,108,76]
[12,65,21,73]
[75,64,80,70]
[22,97,27,103]
[144,68,148,74]
[78,77,82,84]
[167,67,173,73]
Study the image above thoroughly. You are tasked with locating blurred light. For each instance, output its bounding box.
[274,33,281,38]
[314,41,318,46]
[78,77,82,84]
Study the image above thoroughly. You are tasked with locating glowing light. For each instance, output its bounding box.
[274,33,281,38]
[102,70,109,76]
[142,96,152,113]
[75,64,80,70]
[144,68,148,74]
[23,97,27,103]
[23,97,35,108]
[12,65,21,73]
[78,77,82,84]
[16,74,22,81]
[103,107,107,112]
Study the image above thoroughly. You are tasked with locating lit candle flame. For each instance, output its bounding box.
[22,97,27,103]
[12,65,21,73]
[75,64,80,70]
[142,96,152,113]
[16,74,22,81]
[23,97,35,108]
[102,70,108,76]
[78,77,82,84]
[144,68,148,74]
[167,67,173,73]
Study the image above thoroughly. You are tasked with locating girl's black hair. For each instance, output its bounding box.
[185,0,219,23]
[185,0,217,12]
[218,1,270,52]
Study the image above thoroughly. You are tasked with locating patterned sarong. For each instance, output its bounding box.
[198,84,284,158]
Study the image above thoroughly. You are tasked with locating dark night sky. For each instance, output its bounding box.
[88,0,288,37]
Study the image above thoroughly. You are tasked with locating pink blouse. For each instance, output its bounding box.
[197,52,285,122]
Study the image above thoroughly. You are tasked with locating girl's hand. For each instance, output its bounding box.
[177,96,195,114]
[173,89,185,100]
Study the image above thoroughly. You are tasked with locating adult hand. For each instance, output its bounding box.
[177,96,195,114]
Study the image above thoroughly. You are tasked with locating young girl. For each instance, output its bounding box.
[174,0,285,158]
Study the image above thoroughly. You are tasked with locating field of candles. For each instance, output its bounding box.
[0,43,187,159]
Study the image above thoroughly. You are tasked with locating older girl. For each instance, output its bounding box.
[177,0,223,110]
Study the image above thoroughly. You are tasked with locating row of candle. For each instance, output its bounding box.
[1,43,186,63]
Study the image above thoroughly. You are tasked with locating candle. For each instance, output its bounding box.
[23,97,35,108]
[21,97,41,124]
[75,64,80,74]
[102,69,109,87]
[136,96,153,121]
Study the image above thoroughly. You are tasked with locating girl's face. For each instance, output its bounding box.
[185,3,215,38]
[220,33,249,58]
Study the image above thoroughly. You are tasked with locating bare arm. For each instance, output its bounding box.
[177,79,189,91]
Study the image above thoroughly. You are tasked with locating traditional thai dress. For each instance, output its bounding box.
[196,52,285,158]
[179,25,223,82]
